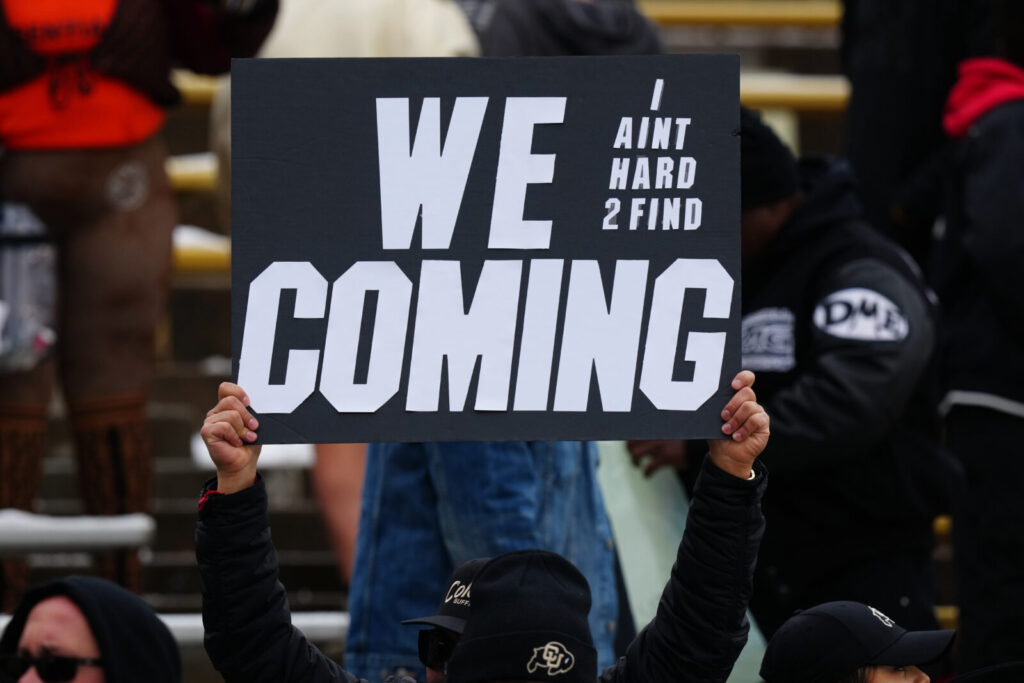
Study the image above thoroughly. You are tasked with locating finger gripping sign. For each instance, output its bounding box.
[232,56,740,443]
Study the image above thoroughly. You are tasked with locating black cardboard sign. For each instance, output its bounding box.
[232,55,740,443]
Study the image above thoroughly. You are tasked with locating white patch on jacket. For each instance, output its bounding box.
[813,288,909,341]
[741,307,795,372]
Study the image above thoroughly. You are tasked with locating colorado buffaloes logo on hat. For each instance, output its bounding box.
[527,641,575,676]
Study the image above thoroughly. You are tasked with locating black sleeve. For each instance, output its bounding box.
[960,115,1024,327]
[759,257,936,473]
[598,458,767,683]
[195,477,361,683]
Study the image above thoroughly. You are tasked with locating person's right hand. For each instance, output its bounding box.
[201,382,261,494]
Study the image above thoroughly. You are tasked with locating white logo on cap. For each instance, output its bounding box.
[527,641,575,676]
[444,580,471,607]
[870,607,895,628]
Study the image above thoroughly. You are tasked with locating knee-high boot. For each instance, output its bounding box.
[69,394,152,594]
[0,404,47,612]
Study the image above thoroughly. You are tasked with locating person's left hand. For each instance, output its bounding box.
[201,382,261,494]
[707,370,769,479]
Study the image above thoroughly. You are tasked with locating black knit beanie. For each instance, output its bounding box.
[0,576,181,683]
[740,106,799,210]
[445,550,596,683]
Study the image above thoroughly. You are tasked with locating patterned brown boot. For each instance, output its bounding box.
[69,394,152,594]
[0,404,47,612]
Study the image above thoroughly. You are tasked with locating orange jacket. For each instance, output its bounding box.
[0,0,277,149]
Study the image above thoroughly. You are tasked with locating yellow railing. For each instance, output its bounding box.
[935,605,958,630]
[173,244,230,273]
[170,69,850,119]
[741,72,849,112]
[640,0,841,27]
[171,70,220,106]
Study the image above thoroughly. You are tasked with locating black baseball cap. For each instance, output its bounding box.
[760,601,955,683]
[401,557,490,634]
[445,549,597,683]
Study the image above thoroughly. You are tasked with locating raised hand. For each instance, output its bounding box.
[201,382,261,494]
[708,370,769,480]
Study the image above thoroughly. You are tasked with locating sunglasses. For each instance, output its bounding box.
[417,628,459,671]
[0,652,104,683]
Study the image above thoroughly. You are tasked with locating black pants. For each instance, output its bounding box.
[947,406,1024,669]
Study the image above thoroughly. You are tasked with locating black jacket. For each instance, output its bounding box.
[742,159,948,584]
[931,99,1024,412]
[196,458,766,683]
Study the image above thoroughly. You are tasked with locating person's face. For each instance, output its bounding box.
[867,665,929,683]
[740,205,784,264]
[12,597,105,683]
[739,194,799,265]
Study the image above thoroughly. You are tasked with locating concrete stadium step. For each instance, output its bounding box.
[38,456,232,503]
[142,588,348,614]
[32,497,329,548]
[149,360,231,408]
[165,286,231,362]
[24,550,345,611]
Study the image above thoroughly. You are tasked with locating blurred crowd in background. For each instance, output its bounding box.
[0,0,1021,681]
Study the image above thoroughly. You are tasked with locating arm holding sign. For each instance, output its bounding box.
[196,377,766,683]
[601,371,769,683]
[196,384,402,683]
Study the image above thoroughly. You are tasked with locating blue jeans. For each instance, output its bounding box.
[346,441,618,680]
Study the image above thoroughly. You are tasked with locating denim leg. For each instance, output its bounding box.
[429,441,546,558]
[431,441,618,670]
[530,441,618,671]
[346,443,450,681]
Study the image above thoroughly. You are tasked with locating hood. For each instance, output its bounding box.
[776,157,864,249]
[0,576,181,683]
[468,0,663,56]
[944,57,1024,138]
[744,157,865,278]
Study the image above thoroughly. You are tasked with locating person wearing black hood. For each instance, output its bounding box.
[931,0,1024,669]
[0,575,181,682]
[630,108,950,641]
[737,108,950,639]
